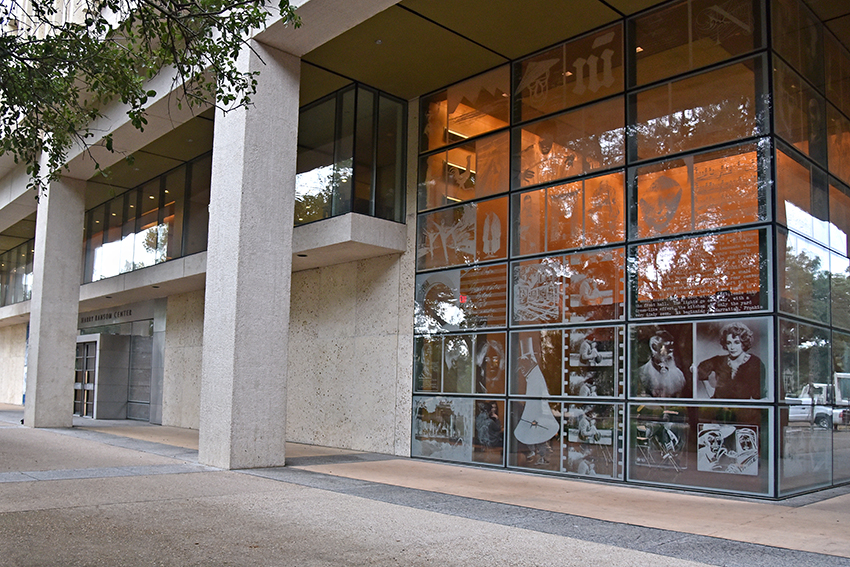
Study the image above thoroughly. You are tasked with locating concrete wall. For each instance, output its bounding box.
[287,251,414,455]
[0,323,27,405]
[162,290,204,429]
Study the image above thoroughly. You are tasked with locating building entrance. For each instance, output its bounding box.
[73,341,97,417]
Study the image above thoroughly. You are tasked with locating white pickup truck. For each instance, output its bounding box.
[785,382,850,429]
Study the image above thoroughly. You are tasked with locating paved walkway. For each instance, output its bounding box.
[1,403,848,566]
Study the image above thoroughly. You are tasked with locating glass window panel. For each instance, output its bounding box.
[628,404,771,496]
[22,244,32,301]
[134,180,163,269]
[775,144,829,245]
[513,96,625,189]
[514,173,625,256]
[412,395,505,465]
[375,94,405,222]
[416,196,508,271]
[771,0,824,90]
[163,166,186,261]
[779,319,830,401]
[584,171,625,247]
[631,56,766,161]
[333,87,355,216]
[120,190,138,274]
[829,179,850,255]
[508,400,625,479]
[828,105,850,187]
[774,60,827,166]
[443,335,474,393]
[631,141,766,239]
[475,332,507,395]
[98,199,123,279]
[694,317,771,400]
[414,336,442,392]
[184,154,211,256]
[631,0,763,87]
[833,331,850,483]
[88,203,106,282]
[632,229,767,318]
[826,33,850,117]
[447,66,510,141]
[779,408,832,495]
[778,230,831,323]
[514,24,624,122]
[631,322,693,399]
[296,97,337,224]
[418,131,510,212]
[421,66,510,152]
[413,332,508,395]
[511,326,625,397]
[11,243,24,304]
[353,87,375,216]
[831,253,850,331]
[414,264,508,334]
[512,249,624,326]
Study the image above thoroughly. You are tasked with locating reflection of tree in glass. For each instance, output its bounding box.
[635,231,762,312]
[781,244,830,322]
[295,161,353,223]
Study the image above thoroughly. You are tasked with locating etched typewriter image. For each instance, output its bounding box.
[634,411,689,472]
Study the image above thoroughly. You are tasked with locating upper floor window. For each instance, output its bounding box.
[296,84,406,226]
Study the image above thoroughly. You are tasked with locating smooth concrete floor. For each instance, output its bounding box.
[1,403,849,566]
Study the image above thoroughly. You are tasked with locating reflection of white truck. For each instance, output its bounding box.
[786,379,850,429]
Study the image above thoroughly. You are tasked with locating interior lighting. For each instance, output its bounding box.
[636,46,644,52]
[446,129,469,140]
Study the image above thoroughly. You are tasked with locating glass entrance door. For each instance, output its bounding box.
[74,341,96,417]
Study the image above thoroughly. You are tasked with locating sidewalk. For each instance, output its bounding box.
[1,403,848,566]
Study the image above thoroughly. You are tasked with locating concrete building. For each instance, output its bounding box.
[1,0,850,497]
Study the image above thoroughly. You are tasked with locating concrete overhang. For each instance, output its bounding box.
[77,252,207,313]
[292,213,407,271]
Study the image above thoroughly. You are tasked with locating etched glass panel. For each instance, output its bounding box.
[772,0,823,89]
[416,196,508,271]
[513,96,625,189]
[828,104,850,187]
[512,248,624,326]
[421,66,510,151]
[513,24,624,122]
[414,264,508,334]
[629,404,770,495]
[631,229,767,318]
[775,144,829,245]
[631,141,766,239]
[631,56,766,161]
[418,131,509,212]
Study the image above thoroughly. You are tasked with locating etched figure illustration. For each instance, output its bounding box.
[635,416,688,471]
[520,121,577,187]
[513,260,563,324]
[697,423,759,475]
[513,338,560,466]
[639,174,684,236]
[418,205,476,268]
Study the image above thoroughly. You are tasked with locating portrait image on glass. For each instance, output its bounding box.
[443,335,474,393]
[695,318,770,400]
[415,265,508,333]
[474,333,507,394]
[631,323,693,399]
[473,399,506,465]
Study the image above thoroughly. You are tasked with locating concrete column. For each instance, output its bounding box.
[198,41,299,469]
[24,175,86,428]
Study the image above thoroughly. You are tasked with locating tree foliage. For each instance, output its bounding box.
[0,0,300,193]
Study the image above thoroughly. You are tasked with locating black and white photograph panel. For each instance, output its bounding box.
[631,323,693,399]
[694,317,770,400]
